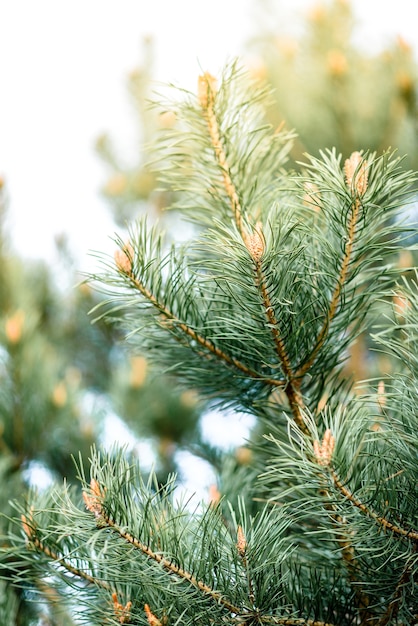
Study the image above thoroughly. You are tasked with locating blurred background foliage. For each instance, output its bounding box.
[251,0,418,169]
[1,0,417,622]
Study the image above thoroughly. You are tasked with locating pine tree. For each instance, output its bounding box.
[2,63,417,625]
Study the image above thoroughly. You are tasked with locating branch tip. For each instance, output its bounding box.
[236,525,247,557]
[313,429,335,466]
[244,221,265,261]
[114,241,135,274]
[198,72,218,108]
[83,478,105,518]
[344,151,368,196]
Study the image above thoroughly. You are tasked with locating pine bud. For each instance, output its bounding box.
[158,110,176,129]
[397,249,413,270]
[104,172,127,197]
[344,151,368,196]
[236,525,247,557]
[313,428,335,467]
[129,355,147,388]
[198,72,217,108]
[327,49,348,76]
[393,292,411,321]
[235,446,252,465]
[114,242,134,274]
[244,221,265,261]
[144,603,163,626]
[82,479,105,518]
[303,181,321,212]
[112,592,132,624]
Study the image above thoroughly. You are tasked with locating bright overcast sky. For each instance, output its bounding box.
[0,0,417,271]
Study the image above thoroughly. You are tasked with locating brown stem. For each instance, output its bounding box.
[332,470,418,542]
[102,513,242,615]
[199,81,309,429]
[201,85,310,434]
[126,271,286,389]
[318,486,373,622]
[27,536,110,590]
[297,197,361,378]
[254,259,309,435]
[203,95,244,235]
[376,544,417,626]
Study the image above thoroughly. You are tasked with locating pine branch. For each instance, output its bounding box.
[21,511,109,589]
[199,72,245,235]
[311,429,373,622]
[82,474,241,613]
[198,71,309,433]
[114,244,286,390]
[253,256,308,434]
[297,152,367,379]
[82,475,340,626]
[5,62,416,625]
[331,470,418,542]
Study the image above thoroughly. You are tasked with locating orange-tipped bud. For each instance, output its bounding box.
[82,479,105,518]
[237,525,247,557]
[244,221,265,261]
[198,72,217,108]
[5,310,25,344]
[112,592,132,624]
[313,428,335,467]
[114,242,134,274]
[208,484,221,506]
[144,603,163,626]
[344,152,368,196]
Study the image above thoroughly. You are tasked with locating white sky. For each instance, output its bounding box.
[0,0,417,271]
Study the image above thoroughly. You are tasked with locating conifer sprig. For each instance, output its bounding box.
[2,62,417,625]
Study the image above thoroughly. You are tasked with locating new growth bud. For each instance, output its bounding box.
[198,72,218,108]
[82,478,105,518]
[114,242,134,274]
[112,592,132,624]
[208,483,221,506]
[344,151,368,196]
[313,428,335,467]
[244,221,265,261]
[236,525,247,557]
[144,603,163,626]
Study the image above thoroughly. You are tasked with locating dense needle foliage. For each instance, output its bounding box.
[1,63,417,625]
